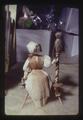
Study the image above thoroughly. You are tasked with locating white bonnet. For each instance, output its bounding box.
[26,41,38,53]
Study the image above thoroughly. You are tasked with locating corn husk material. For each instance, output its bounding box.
[25,70,50,107]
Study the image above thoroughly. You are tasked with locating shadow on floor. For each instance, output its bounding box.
[47,87,73,103]
[5,65,78,103]
[5,64,23,90]
[60,75,78,87]
[48,75,78,103]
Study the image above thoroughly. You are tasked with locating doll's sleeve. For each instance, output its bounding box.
[23,58,29,71]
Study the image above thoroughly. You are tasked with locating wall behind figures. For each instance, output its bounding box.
[16,29,51,63]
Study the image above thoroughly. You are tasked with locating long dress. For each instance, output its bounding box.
[25,69,50,107]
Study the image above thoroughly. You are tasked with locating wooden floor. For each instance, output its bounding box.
[5,64,79,115]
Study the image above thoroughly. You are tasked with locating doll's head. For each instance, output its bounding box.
[55,31,62,39]
[26,41,42,56]
[26,41,51,69]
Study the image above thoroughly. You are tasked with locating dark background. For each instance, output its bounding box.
[16,4,63,30]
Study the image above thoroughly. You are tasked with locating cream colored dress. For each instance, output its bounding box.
[25,69,50,107]
[23,55,51,107]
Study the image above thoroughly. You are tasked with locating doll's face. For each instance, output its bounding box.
[35,44,42,53]
[55,32,62,38]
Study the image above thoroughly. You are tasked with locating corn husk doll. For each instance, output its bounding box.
[21,41,51,108]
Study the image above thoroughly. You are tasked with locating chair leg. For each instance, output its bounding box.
[21,92,29,109]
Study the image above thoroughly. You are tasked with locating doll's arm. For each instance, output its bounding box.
[22,58,32,80]
[21,59,30,85]
[23,58,29,71]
